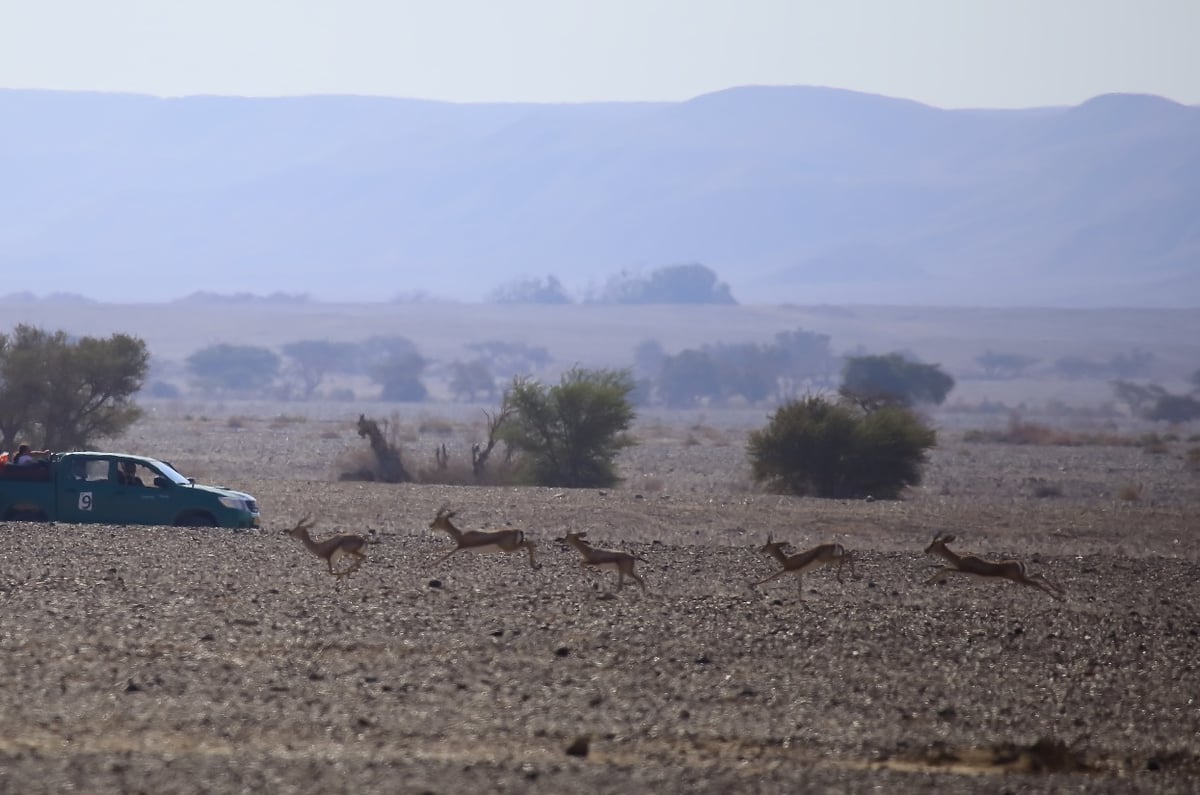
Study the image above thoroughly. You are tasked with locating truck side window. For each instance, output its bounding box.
[85,460,110,482]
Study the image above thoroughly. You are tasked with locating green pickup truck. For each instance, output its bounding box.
[0,452,260,528]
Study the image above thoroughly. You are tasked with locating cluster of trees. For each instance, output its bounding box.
[166,327,963,414]
[176,337,553,403]
[632,333,954,411]
[1111,377,1200,424]
[972,348,1156,381]
[634,328,839,408]
[9,318,1198,505]
[488,264,736,305]
[0,323,973,501]
[1053,349,1154,380]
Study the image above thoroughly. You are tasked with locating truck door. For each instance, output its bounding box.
[55,456,112,523]
[108,459,177,526]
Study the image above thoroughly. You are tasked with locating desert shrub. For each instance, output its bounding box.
[415,444,522,487]
[498,367,636,488]
[746,395,936,499]
[1031,481,1063,498]
[269,414,307,428]
[1117,482,1144,502]
[1138,432,1168,454]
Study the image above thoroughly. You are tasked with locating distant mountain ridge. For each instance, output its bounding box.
[1,86,1197,306]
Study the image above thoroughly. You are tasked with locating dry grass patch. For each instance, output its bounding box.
[964,417,1141,447]
[417,415,458,436]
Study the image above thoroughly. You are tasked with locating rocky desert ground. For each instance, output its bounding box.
[2,403,1199,794]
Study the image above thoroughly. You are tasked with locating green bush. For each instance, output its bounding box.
[498,367,636,488]
[747,395,937,499]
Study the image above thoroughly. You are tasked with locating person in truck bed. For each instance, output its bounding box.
[12,444,51,466]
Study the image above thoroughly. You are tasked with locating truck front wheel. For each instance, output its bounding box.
[174,511,217,528]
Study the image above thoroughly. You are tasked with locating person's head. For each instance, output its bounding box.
[122,461,137,475]
[17,444,30,456]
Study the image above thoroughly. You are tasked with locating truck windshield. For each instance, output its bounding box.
[150,460,191,485]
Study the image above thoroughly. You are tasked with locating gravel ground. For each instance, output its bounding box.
[2,410,1199,793]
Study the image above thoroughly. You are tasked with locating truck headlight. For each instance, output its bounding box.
[218,496,247,510]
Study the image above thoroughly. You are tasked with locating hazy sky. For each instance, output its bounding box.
[2,0,1198,108]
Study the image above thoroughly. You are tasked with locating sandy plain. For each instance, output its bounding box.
[1,404,1198,794]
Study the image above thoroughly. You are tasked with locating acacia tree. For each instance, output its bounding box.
[0,325,148,451]
[448,359,496,402]
[488,275,572,304]
[186,343,281,394]
[498,367,636,488]
[281,340,359,399]
[595,263,736,304]
[657,349,722,408]
[975,350,1039,379]
[840,353,955,408]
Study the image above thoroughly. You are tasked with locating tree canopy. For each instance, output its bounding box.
[498,367,636,488]
[595,264,736,304]
[0,324,148,451]
[840,353,955,408]
[186,343,281,393]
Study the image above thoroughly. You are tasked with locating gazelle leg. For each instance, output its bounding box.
[924,567,956,585]
[752,569,788,587]
[1023,573,1065,600]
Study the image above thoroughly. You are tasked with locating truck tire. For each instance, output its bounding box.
[174,511,217,528]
